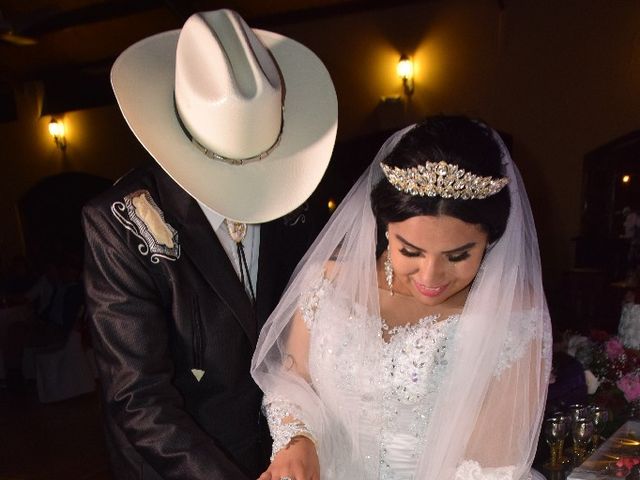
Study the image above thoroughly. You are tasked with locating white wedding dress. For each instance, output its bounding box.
[264,277,544,480]
[254,121,551,480]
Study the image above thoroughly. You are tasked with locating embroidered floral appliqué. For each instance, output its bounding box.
[494,311,543,377]
[111,190,181,263]
[282,202,309,226]
[263,394,316,461]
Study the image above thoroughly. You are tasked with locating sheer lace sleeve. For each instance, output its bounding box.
[263,394,317,460]
[299,275,331,330]
[457,312,551,479]
[494,309,550,377]
[261,275,329,459]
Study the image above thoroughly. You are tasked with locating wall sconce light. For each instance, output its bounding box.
[397,54,414,96]
[623,174,631,184]
[48,117,67,151]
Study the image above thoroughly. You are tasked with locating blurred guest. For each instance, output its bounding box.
[3,251,84,390]
[25,252,84,348]
[24,262,57,318]
[1,255,35,302]
[546,350,588,414]
[623,206,640,240]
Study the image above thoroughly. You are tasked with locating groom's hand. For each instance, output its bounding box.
[257,436,320,480]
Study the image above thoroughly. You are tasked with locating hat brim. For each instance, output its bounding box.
[111,29,337,223]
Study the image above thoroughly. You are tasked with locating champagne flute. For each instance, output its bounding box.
[590,405,609,448]
[544,416,568,471]
[572,417,595,464]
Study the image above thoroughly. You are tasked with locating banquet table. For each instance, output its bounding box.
[0,303,33,380]
[568,420,640,479]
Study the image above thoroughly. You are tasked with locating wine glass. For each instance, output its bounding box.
[568,404,589,426]
[550,411,571,429]
[590,405,609,448]
[544,416,569,471]
[572,417,595,464]
[550,412,571,463]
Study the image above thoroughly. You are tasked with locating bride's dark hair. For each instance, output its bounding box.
[371,115,511,255]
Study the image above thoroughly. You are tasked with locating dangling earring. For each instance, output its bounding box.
[384,231,394,296]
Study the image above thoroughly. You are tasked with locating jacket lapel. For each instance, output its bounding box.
[155,168,257,345]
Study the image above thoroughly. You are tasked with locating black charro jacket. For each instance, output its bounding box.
[82,163,314,480]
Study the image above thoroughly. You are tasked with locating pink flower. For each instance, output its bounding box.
[606,338,626,360]
[617,373,640,402]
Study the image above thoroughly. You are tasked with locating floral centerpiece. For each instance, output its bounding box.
[567,330,640,416]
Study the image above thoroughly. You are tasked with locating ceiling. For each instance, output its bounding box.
[0,0,415,82]
[0,0,434,119]
[0,0,429,118]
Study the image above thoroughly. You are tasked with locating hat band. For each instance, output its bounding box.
[173,95,284,166]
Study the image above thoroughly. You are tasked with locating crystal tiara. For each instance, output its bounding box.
[380,160,509,200]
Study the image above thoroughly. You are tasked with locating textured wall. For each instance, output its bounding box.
[1,0,639,291]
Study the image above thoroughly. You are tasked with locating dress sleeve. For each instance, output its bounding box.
[493,312,544,377]
[455,310,551,480]
[299,275,331,330]
[263,394,317,460]
[261,275,329,459]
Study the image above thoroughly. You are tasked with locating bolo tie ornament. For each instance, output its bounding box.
[225,219,256,305]
[225,220,255,304]
[225,219,247,243]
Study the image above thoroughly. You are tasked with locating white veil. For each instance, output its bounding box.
[251,120,552,479]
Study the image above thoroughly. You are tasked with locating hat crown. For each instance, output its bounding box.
[175,9,282,159]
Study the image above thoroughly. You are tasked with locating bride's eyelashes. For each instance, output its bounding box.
[447,251,470,263]
[399,247,421,258]
[398,247,471,263]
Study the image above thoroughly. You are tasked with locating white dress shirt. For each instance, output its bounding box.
[197,202,260,298]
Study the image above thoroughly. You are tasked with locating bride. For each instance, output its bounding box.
[251,116,551,479]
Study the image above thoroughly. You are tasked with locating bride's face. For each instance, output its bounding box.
[386,214,488,308]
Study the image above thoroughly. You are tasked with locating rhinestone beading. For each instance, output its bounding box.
[381,160,509,200]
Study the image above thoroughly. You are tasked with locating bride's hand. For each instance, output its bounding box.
[257,436,320,480]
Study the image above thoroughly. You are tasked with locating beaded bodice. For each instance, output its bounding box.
[264,277,539,479]
[300,278,459,478]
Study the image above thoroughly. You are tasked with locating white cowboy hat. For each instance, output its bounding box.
[111,9,338,223]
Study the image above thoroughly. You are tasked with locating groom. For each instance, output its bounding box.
[82,9,337,479]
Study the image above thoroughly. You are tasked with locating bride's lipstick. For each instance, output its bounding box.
[414,281,448,298]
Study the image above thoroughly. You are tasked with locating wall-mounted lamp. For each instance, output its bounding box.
[48,117,67,151]
[397,54,414,96]
[623,174,631,184]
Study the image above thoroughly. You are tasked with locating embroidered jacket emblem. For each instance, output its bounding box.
[111,190,181,263]
[282,202,308,226]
